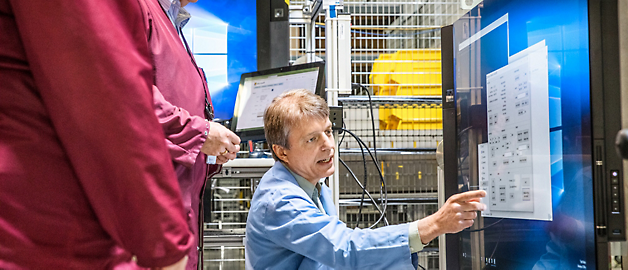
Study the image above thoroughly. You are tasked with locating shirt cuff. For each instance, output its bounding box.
[408,220,426,253]
[204,119,210,138]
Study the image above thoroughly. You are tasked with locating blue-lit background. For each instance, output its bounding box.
[184,1,257,120]
[453,0,594,268]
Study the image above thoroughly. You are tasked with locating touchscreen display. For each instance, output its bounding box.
[453,0,594,268]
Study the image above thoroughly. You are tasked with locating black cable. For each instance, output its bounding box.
[352,83,378,162]
[335,111,382,227]
[339,158,385,216]
[417,263,426,270]
[354,129,368,228]
[365,84,378,163]
[351,137,386,228]
[336,121,370,227]
[351,83,381,228]
[464,218,504,232]
[341,128,386,218]
[362,84,380,226]
[341,128,389,227]
[334,118,371,227]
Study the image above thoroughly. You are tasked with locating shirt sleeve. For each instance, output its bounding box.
[263,190,416,269]
[9,0,193,267]
[408,220,426,253]
[153,85,208,168]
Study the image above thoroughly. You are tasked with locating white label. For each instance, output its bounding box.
[480,40,552,221]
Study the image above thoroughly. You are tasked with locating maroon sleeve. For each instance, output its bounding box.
[9,0,193,267]
[153,85,209,168]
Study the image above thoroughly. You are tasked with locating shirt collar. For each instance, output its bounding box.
[284,164,321,201]
[157,0,191,29]
[157,0,172,10]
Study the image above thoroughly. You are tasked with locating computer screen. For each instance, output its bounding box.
[230,62,325,141]
[451,0,594,268]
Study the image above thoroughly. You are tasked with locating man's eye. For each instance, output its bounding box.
[325,130,332,135]
[308,137,316,143]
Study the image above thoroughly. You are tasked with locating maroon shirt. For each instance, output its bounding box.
[139,0,222,269]
[0,0,193,269]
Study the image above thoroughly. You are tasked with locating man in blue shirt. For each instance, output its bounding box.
[245,89,486,269]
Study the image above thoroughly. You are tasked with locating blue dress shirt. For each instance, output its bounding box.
[245,161,417,269]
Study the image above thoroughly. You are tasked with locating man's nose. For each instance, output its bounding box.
[322,133,335,151]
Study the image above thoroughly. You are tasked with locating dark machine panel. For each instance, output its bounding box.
[442,0,625,269]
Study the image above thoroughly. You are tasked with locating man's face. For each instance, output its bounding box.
[276,117,335,184]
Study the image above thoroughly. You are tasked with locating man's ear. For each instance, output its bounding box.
[272,144,289,163]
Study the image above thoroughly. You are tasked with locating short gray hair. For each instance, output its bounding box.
[264,89,329,160]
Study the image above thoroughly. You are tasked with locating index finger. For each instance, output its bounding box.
[225,142,240,153]
[451,190,486,202]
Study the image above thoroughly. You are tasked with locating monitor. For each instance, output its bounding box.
[230,62,325,141]
[441,0,625,269]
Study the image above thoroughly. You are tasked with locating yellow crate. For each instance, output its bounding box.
[370,54,397,95]
[370,49,442,96]
[370,49,443,130]
[379,104,442,130]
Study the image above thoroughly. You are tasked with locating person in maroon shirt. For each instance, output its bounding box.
[139,0,242,268]
[0,0,197,269]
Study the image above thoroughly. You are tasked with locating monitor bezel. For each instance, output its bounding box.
[229,61,326,142]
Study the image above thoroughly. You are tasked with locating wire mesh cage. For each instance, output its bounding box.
[339,97,443,150]
[340,202,438,228]
[338,202,441,269]
[289,0,469,92]
[338,151,438,196]
[203,175,258,270]
[206,178,253,230]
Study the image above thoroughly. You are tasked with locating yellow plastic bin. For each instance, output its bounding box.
[379,103,442,130]
[370,49,442,96]
[370,49,443,133]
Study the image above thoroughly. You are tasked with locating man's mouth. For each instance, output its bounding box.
[317,157,333,163]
